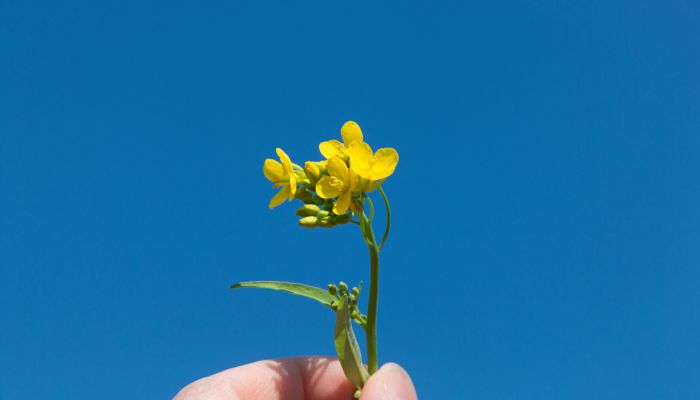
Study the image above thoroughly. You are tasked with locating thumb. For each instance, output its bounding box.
[360,363,417,400]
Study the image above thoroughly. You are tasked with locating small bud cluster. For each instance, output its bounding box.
[328,281,366,326]
[295,190,352,228]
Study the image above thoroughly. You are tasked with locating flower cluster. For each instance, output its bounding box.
[263,121,399,228]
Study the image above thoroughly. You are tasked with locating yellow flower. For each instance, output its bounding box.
[263,148,298,208]
[316,156,358,215]
[347,141,399,182]
[318,121,364,160]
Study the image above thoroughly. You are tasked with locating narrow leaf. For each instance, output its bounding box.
[230,281,336,308]
[334,296,370,388]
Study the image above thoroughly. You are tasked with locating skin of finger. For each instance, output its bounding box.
[360,363,417,400]
[173,356,356,400]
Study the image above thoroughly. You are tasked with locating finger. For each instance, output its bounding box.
[173,356,356,400]
[360,363,417,400]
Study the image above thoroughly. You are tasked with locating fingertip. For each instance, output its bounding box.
[360,363,417,400]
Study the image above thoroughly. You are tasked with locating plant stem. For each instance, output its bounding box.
[360,189,392,375]
[377,187,391,250]
[361,212,380,374]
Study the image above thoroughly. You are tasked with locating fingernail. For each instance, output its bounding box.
[361,363,417,400]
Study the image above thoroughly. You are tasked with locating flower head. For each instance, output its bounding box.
[316,156,358,215]
[263,121,398,225]
[263,148,299,208]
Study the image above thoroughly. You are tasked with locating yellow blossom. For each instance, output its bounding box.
[319,121,364,160]
[316,156,357,215]
[347,141,399,182]
[263,148,298,208]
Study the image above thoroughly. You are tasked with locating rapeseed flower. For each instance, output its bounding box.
[316,156,358,215]
[263,148,299,209]
[253,121,400,386]
[347,141,399,182]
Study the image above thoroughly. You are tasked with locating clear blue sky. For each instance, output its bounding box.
[2,0,699,398]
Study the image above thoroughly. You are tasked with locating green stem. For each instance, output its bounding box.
[367,196,375,222]
[360,212,380,374]
[377,187,391,250]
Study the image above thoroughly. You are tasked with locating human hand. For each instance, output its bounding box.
[173,356,417,400]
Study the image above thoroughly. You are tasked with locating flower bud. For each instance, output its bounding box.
[352,286,360,297]
[296,204,320,217]
[327,283,337,296]
[338,281,348,293]
[304,162,322,184]
[298,216,319,228]
[317,210,330,218]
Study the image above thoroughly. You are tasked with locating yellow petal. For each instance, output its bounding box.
[263,159,286,182]
[347,141,373,171]
[276,148,293,172]
[347,165,358,191]
[288,174,297,199]
[319,140,346,159]
[326,156,349,181]
[316,176,343,199]
[333,191,352,215]
[341,121,363,144]
[369,148,399,180]
[269,186,289,208]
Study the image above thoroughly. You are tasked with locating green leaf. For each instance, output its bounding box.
[230,281,336,308]
[334,295,370,389]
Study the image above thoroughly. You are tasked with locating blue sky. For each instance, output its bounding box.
[2,0,699,398]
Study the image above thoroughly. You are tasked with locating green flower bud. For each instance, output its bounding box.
[296,204,320,217]
[338,281,348,293]
[305,204,321,213]
[327,283,337,296]
[352,286,360,297]
[298,216,318,228]
[317,210,330,218]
